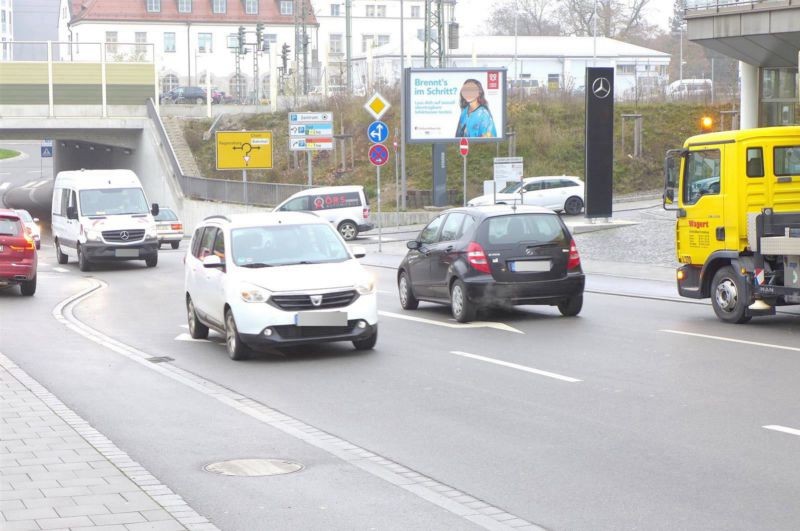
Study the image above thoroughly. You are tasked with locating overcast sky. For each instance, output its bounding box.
[454,0,674,35]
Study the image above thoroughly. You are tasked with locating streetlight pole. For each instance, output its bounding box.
[513,0,518,81]
[593,0,597,66]
[399,0,407,209]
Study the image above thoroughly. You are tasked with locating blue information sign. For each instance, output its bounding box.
[40,146,53,158]
[367,121,389,144]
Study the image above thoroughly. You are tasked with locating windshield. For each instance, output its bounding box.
[232,223,351,267]
[79,188,149,216]
[498,182,522,194]
[154,208,178,221]
[14,210,33,222]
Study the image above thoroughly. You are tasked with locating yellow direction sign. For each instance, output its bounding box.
[216,131,273,170]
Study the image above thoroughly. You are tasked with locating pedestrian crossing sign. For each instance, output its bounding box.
[40,146,53,158]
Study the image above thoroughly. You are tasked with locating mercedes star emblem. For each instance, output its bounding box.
[592,77,611,99]
[120,230,129,241]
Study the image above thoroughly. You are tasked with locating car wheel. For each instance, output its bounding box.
[77,245,91,272]
[20,275,36,296]
[564,196,584,216]
[186,295,209,339]
[338,220,358,241]
[225,309,250,361]
[711,266,751,324]
[196,97,204,104]
[398,271,419,310]
[450,279,476,323]
[145,254,158,268]
[55,239,68,264]
[558,295,583,316]
[35,241,41,250]
[171,241,180,250]
[352,326,377,351]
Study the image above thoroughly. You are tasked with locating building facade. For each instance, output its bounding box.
[58,0,318,100]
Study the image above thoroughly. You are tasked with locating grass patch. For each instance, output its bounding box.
[0,148,20,160]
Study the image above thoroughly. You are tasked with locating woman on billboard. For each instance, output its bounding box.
[455,79,497,138]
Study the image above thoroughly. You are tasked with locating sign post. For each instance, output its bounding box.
[41,139,53,178]
[366,94,391,252]
[393,132,399,227]
[459,137,469,206]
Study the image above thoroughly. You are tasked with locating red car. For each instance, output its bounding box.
[0,209,37,296]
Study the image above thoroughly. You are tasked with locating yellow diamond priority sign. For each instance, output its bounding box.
[216,131,273,170]
[364,92,390,120]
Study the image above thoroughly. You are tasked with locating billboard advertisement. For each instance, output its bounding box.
[405,68,506,144]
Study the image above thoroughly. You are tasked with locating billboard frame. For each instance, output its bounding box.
[404,67,507,145]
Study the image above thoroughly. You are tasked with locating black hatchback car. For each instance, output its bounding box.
[397,205,585,322]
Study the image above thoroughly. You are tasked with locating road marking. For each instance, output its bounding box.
[174,333,208,342]
[450,351,582,383]
[53,267,69,273]
[763,425,800,438]
[379,310,524,334]
[54,279,544,531]
[33,179,50,188]
[0,182,9,190]
[660,330,800,353]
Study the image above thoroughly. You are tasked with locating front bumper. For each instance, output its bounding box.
[82,241,158,261]
[241,320,377,348]
[464,274,585,306]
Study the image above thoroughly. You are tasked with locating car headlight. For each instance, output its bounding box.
[85,229,102,241]
[240,282,271,303]
[145,225,157,239]
[355,274,376,295]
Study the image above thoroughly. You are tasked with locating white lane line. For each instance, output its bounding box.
[379,310,524,334]
[21,180,38,188]
[0,182,9,190]
[450,351,582,383]
[33,180,50,188]
[763,425,800,438]
[53,267,69,273]
[660,330,800,353]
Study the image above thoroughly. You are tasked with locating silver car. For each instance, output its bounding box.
[154,207,184,249]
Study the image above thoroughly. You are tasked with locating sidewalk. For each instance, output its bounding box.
[0,354,217,531]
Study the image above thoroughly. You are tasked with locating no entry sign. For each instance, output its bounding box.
[459,137,469,157]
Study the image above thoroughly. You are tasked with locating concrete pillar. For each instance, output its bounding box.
[740,61,759,129]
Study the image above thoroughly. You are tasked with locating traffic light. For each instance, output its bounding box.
[281,43,290,71]
[237,26,245,54]
[700,115,713,132]
[256,23,264,49]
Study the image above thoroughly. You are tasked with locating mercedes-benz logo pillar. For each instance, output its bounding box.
[585,67,614,219]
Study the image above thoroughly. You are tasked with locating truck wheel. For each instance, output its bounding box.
[77,245,91,272]
[55,239,68,264]
[145,254,158,268]
[711,266,751,324]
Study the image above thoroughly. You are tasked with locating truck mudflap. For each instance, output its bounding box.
[676,264,704,299]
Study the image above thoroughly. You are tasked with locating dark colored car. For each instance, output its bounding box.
[397,205,584,322]
[0,208,37,296]
[162,86,209,104]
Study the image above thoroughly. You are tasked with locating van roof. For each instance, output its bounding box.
[55,169,141,188]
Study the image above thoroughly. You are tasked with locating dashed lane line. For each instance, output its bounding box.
[660,329,800,353]
[450,351,582,383]
[0,182,9,190]
[763,425,800,438]
[56,279,546,531]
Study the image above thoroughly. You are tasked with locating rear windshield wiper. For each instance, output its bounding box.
[239,262,274,268]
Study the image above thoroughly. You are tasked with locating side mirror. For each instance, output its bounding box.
[67,206,78,220]
[350,244,366,258]
[151,203,160,217]
[664,189,674,202]
[406,240,421,250]
[202,255,224,268]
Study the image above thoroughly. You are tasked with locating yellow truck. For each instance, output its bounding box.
[663,126,800,323]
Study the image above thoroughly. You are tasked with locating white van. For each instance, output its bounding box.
[51,169,160,271]
[273,185,373,241]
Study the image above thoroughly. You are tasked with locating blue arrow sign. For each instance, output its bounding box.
[367,121,389,144]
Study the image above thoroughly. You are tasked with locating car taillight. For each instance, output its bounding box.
[10,237,35,252]
[466,242,490,274]
[171,223,183,231]
[567,239,581,270]
[363,207,370,219]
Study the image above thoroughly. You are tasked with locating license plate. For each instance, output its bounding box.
[115,248,139,257]
[510,260,551,272]
[295,311,347,327]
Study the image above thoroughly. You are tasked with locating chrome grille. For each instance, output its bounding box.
[270,290,358,311]
[102,229,145,243]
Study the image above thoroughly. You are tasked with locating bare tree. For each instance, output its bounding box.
[555,0,656,41]
[487,0,561,36]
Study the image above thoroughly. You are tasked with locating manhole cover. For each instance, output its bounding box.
[204,459,303,477]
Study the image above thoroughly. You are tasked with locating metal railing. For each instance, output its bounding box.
[685,0,796,12]
[147,98,309,207]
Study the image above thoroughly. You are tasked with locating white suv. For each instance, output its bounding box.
[184,212,378,360]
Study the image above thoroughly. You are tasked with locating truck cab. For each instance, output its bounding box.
[663,126,800,323]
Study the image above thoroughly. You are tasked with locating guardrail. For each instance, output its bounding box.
[685,0,796,12]
[147,98,309,207]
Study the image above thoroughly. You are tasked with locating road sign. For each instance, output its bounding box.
[459,137,469,157]
[364,92,390,120]
[289,111,333,151]
[368,144,389,166]
[41,139,53,158]
[216,131,273,170]
[367,121,388,144]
